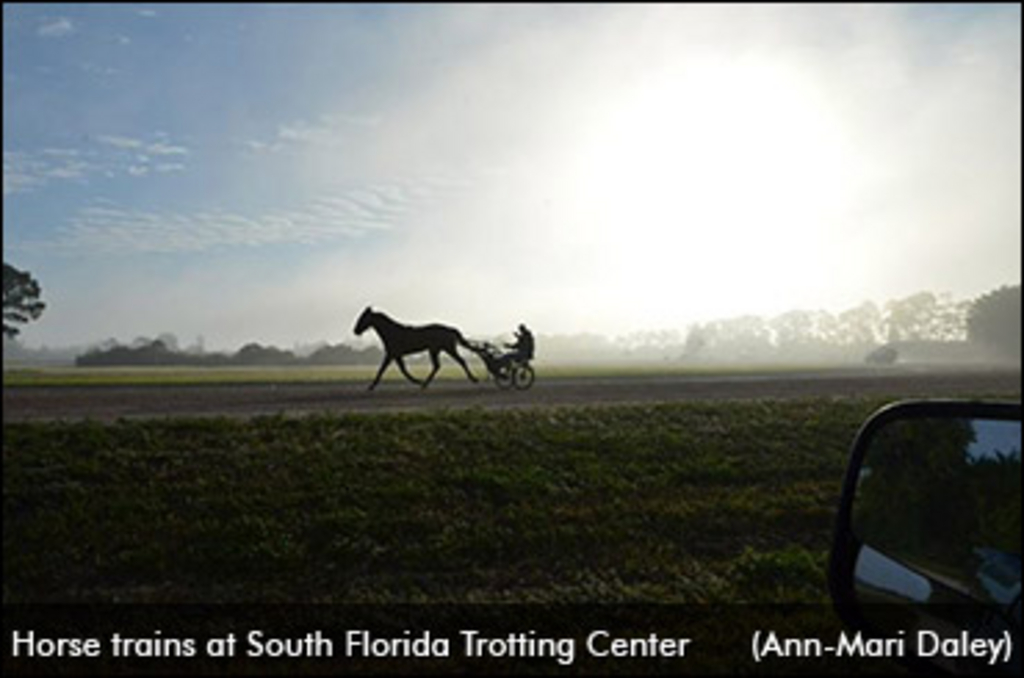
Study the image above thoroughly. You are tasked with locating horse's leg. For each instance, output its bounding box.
[446,347,478,383]
[421,350,441,388]
[395,356,424,386]
[369,356,392,391]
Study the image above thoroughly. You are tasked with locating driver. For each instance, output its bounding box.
[505,323,535,363]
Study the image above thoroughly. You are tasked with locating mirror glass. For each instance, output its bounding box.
[852,417,1020,607]
[850,416,1021,672]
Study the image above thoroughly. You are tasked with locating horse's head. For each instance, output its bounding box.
[353,306,374,336]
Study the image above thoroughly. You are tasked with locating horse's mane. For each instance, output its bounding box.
[372,309,408,331]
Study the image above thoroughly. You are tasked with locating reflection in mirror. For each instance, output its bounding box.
[851,416,1021,674]
[853,417,1021,609]
[855,544,933,604]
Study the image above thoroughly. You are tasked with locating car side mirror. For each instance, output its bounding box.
[829,400,1021,674]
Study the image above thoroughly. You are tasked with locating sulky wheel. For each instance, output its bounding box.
[512,364,535,390]
[495,365,514,389]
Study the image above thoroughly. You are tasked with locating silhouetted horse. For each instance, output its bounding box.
[353,306,478,390]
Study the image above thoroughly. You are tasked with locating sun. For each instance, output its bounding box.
[556,55,857,327]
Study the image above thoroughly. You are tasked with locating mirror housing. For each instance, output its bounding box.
[829,400,1021,674]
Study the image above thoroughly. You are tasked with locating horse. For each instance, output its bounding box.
[353,306,478,390]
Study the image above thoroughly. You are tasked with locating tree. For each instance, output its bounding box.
[3,263,46,338]
[681,323,710,359]
[837,301,883,347]
[967,285,1021,362]
[770,309,817,349]
[883,291,938,343]
[929,293,970,342]
[855,418,977,571]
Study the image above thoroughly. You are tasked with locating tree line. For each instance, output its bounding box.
[540,287,1020,365]
[75,339,384,368]
[3,260,1020,366]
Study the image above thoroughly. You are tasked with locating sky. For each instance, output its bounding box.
[3,3,1021,350]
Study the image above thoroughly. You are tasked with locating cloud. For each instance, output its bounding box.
[18,180,441,255]
[37,17,74,38]
[3,150,99,195]
[44,161,92,180]
[80,62,119,78]
[4,134,191,195]
[240,113,380,155]
[96,135,188,156]
[3,152,45,195]
[96,135,145,150]
[146,142,189,156]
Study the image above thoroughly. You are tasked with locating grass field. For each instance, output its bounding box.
[3,397,897,604]
[2,361,873,388]
[3,364,381,387]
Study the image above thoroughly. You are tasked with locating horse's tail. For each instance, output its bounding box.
[454,330,475,352]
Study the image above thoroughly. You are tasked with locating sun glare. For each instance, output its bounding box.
[561,56,855,326]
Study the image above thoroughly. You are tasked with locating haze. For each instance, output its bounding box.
[3,4,1021,351]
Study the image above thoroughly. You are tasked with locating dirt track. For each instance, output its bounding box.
[3,367,1020,423]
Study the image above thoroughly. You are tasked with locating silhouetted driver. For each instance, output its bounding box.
[505,323,535,363]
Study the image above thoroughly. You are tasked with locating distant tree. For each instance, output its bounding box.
[75,336,382,367]
[183,334,206,355]
[681,323,710,359]
[880,291,968,343]
[76,339,175,366]
[771,309,817,349]
[234,342,297,365]
[710,315,773,359]
[156,332,180,353]
[838,301,883,346]
[306,342,384,365]
[812,309,841,345]
[929,293,970,342]
[884,292,938,342]
[967,285,1021,362]
[3,262,46,338]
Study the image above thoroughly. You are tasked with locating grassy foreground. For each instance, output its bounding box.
[3,361,870,387]
[3,365,381,387]
[2,398,901,605]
